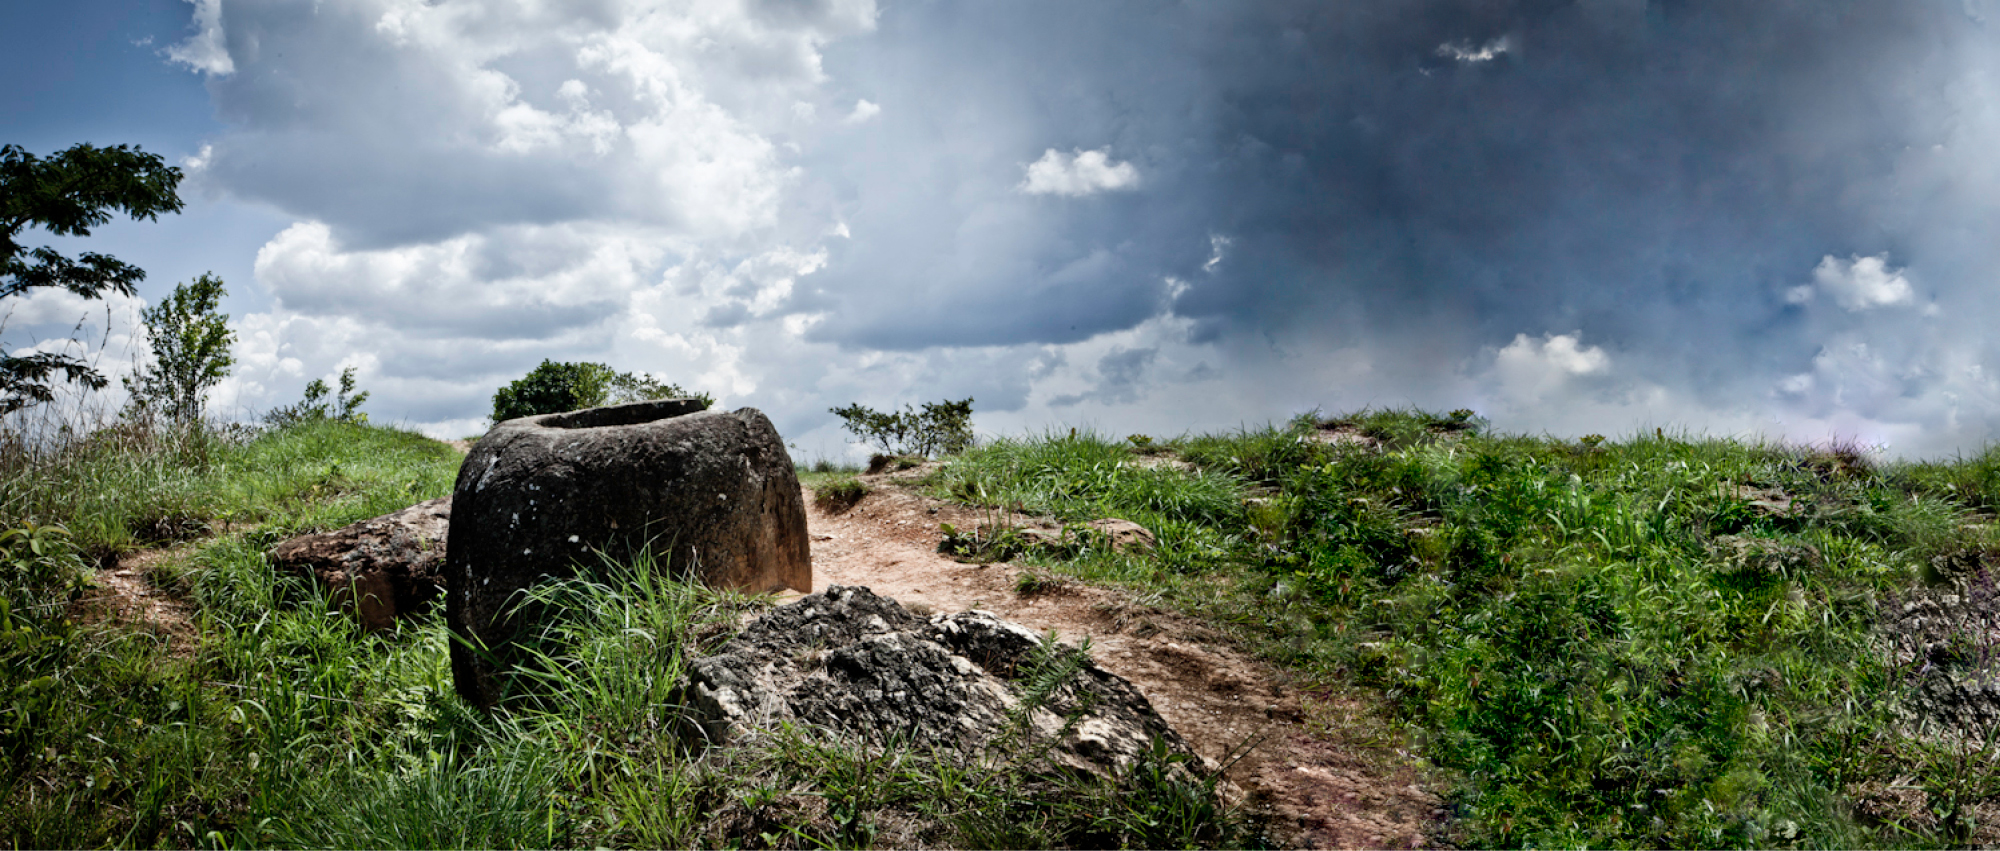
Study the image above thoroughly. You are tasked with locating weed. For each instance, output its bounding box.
[867,452,926,474]
[812,476,871,513]
[1014,568,1071,597]
[938,520,1030,563]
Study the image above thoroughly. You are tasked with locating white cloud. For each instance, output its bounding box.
[164,1,892,434]
[179,144,214,173]
[165,0,233,75]
[1202,234,1231,273]
[1491,332,1611,407]
[843,99,881,124]
[1808,253,1916,311]
[1436,36,1511,64]
[1019,148,1140,196]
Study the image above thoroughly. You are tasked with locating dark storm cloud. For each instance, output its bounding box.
[1171,0,1987,397]
[1050,346,1158,407]
[803,0,1998,409]
[194,1,608,247]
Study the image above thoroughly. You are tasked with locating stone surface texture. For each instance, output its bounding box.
[269,496,451,631]
[1084,518,1156,553]
[448,400,810,708]
[680,585,1194,777]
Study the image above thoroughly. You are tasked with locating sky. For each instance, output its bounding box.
[6,0,2000,461]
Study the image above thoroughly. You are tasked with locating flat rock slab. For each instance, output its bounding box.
[680,585,1194,777]
[269,496,451,631]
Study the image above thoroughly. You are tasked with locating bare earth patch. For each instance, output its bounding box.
[800,465,1447,849]
[74,546,199,658]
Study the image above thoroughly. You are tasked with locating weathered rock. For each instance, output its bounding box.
[1880,579,2000,742]
[981,518,1155,558]
[269,497,451,631]
[1710,535,1821,580]
[448,400,811,708]
[1086,518,1156,553]
[1732,484,1800,518]
[679,585,1193,777]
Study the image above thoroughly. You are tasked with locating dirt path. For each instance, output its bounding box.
[799,466,1446,849]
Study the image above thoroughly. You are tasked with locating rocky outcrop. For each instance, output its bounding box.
[679,585,1193,777]
[448,399,810,708]
[1709,534,1822,580]
[1083,518,1156,553]
[269,497,451,631]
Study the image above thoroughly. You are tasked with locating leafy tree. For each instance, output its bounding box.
[491,360,609,423]
[1,143,184,413]
[122,273,234,424]
[831,398,975,457]
[491,360,712,423]
[263,367,370,429]
[603,368,714,409]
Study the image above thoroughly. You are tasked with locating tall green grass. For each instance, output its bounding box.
[3,416,1246,848]
[2,417,460,564]
[932,411,2000,848]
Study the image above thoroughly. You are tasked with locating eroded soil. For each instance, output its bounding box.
[800,464,1447,849]
[74,546,199,658]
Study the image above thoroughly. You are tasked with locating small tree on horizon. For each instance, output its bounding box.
[123,273,235,425]
[831,398,974,457]
[263,367,369,429]
[490,360,713,423]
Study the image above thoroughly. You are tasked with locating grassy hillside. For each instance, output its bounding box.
[3,410,1998,847]
[929,411,2000,848]
[0,419,1241,849]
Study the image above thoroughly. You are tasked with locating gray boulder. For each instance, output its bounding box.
[680,585,1193,777]
[448,400,810,708]
[269,497,451,632]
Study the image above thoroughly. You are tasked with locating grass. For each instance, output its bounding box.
[920,410,2000,848]
[18,405,2000,847]
[811,475,871,513]
[1,415,1245,848]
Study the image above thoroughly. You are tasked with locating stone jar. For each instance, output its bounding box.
[446,399,811,708]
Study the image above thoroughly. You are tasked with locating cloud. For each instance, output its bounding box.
[1049,345,1158,407]
[1436,35,1511,63]
[1491,332,1611,407]
[130,0,2000,459]
[174,0,872,247]
[1807,254,1917,311]
[842,98,881,124]
[165,0,233,75]
[1019,148,1140,196]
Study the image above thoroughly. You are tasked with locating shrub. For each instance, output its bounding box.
[812,476,871,513]
[263,367,369,429]
[491,361,712,423]
[831,398,974,457]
